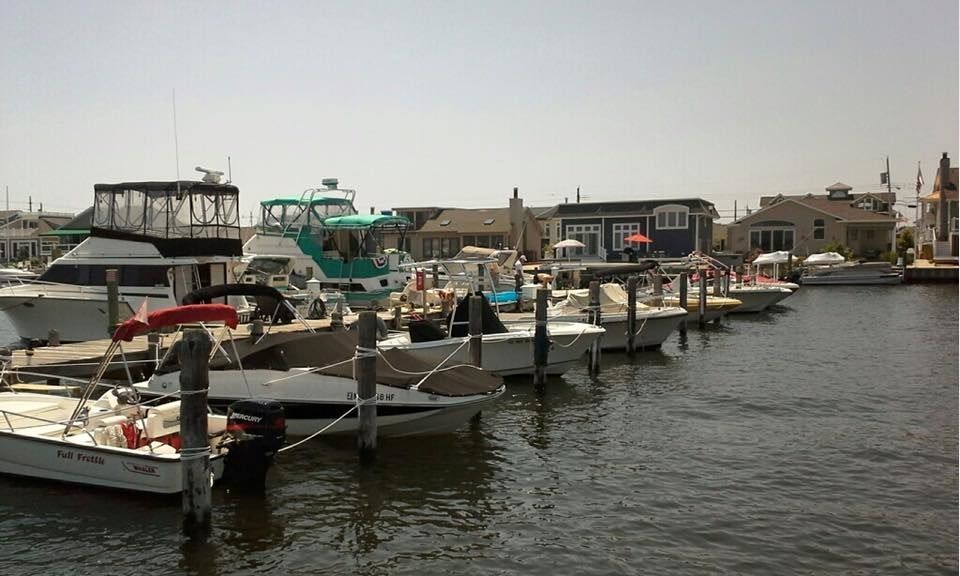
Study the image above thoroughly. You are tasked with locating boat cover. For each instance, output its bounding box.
[113,304,238,342]
[752,251,792,265]
[218,330,503,397]
[804,252,846,265]
[181,283,296,324]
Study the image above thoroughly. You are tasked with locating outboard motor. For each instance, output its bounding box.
[222,399,286,490]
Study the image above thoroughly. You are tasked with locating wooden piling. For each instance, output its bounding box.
[392,305,402,330]
[712,271,722,296]
[147,332,161,363]
[723,270,731,295]
[468,294,483,368]
[678,272,688,335]
[698,273,708,326]
[533,288,549,389]
[357,311,378,455]
[179,329,213,533]
[588,280,601,375]
[47,329,60,347]
[626,275,638,356]
[652,273,663,307]
[106,269,119,335]
[431,263,440,289]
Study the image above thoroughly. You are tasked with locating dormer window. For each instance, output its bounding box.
[654,204,689,230]
[439,219,451,226]
[482,218,495,225]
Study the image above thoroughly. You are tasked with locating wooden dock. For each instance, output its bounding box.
[903,259,959,284]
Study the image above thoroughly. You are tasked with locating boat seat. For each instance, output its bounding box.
[0,401,67,428]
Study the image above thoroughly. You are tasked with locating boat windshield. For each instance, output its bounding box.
[258,190,357,235]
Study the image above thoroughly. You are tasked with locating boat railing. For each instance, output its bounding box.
[0,407,99,445]
[0,276,108,296]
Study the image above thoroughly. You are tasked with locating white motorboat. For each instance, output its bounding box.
[141,284,505,437]
[0,305,285,494]
[690,284,794,313]
[504,283,686,350]
[799,253,902,285]
[0,268,37,281]
[0,177,247,342]
[379,295,605,376]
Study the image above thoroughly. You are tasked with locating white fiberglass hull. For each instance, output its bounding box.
[0,290,143,342]
[0,393,225,494]
[800,273,901,285]
[379,322,605,377]
[724,287,793,313]
[142,370,505,437]
[528,309,685,350]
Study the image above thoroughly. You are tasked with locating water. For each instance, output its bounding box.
[0,285,955,575]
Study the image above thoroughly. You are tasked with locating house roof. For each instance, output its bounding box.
[920,166,958,202]
[417,208,515,234]
[734,196,897,225]
[39,206,93,236]
[825,182,853,192]
[760,191,896,208]
[555,198,718,218]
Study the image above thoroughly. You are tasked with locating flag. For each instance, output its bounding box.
[916,163,924,193]
[133,297,149,326]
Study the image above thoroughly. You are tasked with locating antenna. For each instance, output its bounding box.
[227,156,233,184]
[172,89,182,196]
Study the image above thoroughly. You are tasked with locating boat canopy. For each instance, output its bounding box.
[321,214,411,230]
[804,252,846,265]
[113,304,238,342]
[181,283,296,324]
[752,251,792,265]
[91,181,242,257]
[260,196,354,208]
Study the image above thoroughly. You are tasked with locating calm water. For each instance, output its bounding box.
[0,285,955,575]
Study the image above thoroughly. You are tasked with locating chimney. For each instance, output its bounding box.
[369,206,375,215]
[509,187,524,253]
[938,152,951,241]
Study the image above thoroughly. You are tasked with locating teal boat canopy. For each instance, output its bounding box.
[322,214,411,230]
[260,196,354,208]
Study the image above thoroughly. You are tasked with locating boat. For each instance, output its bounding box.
[799,252,902,285]
[242,179,413,309]
[0,267,38,281]
[0,304,284,494]
[504,283,686,350]
[689,283,793,313]
[0,177,246,342]
[379,294,605,377]
[140,283,505,437]
[651,294,743,323]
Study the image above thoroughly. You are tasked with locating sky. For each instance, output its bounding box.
[1,0,957,224]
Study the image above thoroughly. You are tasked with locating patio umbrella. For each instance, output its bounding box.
[624,233,652,244]
[552,238,585,261]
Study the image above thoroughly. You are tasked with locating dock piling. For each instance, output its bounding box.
[533,288,549,389]
[47,329,60,347]
[106,269,119,335]
[626,275,638,356]
[357,311,378,456]
[678,272,688,335]
[653,273,663,307]
[698,273,708,326]
[588,280,601,375]
[179,329,213,534]
[468,294,483,368]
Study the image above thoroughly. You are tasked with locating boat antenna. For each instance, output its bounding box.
[172,88,182,195]
[227,156,233,184]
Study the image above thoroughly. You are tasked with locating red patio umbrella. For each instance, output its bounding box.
[624,232,652,243]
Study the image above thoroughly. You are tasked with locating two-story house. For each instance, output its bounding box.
[918,153,958,262]
[725,182,898,257]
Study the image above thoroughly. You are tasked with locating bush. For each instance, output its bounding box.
[820,241,854,260]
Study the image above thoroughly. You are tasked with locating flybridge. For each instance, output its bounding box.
[90,180,243,257]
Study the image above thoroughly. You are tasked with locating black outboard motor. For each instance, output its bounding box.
[222,399,286,490]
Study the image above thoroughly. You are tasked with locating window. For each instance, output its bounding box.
[423,238,441,257]
[749,228,795,251]
[612,223,642,251]
[865,229,875,240]
[482,218,495,225]
[564,224,601,256]
[0,243,5,260]
[813,219,825,240]
[441,237,460,256]
[653,205,689,230]
[462,236,475,247]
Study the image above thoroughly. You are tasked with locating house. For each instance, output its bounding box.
[725,182,898,257]
[550,198,718,260]
[917,153,958,261]
[390,189,542,260]
[0,209,74,262]
[38,206,92,255]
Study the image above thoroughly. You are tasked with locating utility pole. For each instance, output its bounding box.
[886,156,893,197]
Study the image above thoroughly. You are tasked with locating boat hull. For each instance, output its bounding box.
[141,370,505,437]
[540,311,684,350]
[378,323,604,377]
[0,291,138,342]
[799,274,902,285]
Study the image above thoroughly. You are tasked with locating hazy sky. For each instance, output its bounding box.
[1,0,957,223]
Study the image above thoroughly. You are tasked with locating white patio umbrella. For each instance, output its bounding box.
[552,238,585,260]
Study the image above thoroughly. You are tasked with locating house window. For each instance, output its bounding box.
[813,219,825,239]
[612,223,642,251]
[0,243,5,260]
[749,228,795,251]
[865,230,875,240]
[565,224,601,257]
[423,238,441,257]
[462,236,475,247]
[653,205,689,230]
[441,237,459,256]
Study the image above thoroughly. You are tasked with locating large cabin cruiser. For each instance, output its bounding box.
[242,179,413,309]
[0,179,244,342]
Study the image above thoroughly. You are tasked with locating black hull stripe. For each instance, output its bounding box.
[208,399,439,419]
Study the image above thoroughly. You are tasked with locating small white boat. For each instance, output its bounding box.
[0,304,285,494]
[800,253,902,285]
[690,284,794,313]
[507,283,686,350]
[380,294,604,376]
